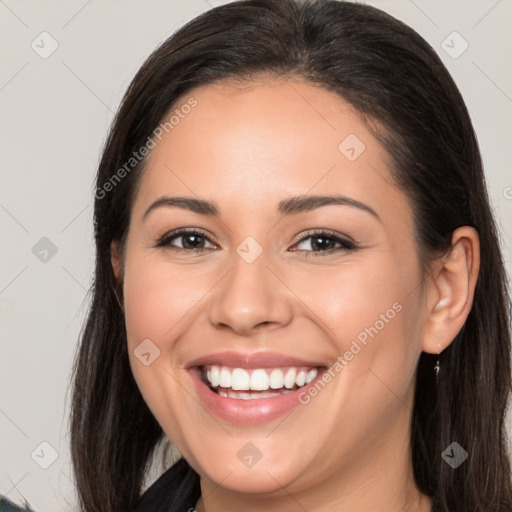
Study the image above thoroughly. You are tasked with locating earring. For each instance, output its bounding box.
[433,300,447,383]
[434,343,441,384]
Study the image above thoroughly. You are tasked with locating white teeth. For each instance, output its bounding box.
[218,389,295,399]
[269,369,284,389]
[306,368,318,383]
[219,367,231,388]
[204,365,319,392]
[209,366,220,387]
[231,368,250,390]
[284,368,296,389]
[250,369,269,390]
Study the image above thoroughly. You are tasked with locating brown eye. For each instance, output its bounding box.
[156,229,217,252]
[291,230,356,256]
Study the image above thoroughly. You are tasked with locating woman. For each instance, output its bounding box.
[69,0,512,511]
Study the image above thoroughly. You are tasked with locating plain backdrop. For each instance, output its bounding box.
[1,0,511,510]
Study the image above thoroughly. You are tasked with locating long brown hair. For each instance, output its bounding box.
[69,1,512,510]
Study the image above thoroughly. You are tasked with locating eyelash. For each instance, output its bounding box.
[154,228,357,257]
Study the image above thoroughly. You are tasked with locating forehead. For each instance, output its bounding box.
[132,78,410,228]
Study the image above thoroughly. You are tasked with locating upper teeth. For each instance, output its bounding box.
[205,366,318,391]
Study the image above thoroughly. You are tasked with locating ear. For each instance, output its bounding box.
[421,226,480,355]
[111,240,123,282]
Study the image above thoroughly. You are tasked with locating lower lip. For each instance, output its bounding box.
[188,367,324,425]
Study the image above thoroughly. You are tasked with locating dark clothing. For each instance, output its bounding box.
[0,496,34,512]
[1,459,200,512]
[136,458,201,512]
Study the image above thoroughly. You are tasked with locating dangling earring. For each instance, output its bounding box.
[433,299,447,383]
[434,352,440,384]
[434,343,441,384]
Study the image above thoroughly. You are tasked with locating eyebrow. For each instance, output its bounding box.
[142,194,381,222]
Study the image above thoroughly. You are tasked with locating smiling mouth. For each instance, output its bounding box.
[200,365,320,400]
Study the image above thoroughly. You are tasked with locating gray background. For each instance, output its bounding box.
[1,0,511,510]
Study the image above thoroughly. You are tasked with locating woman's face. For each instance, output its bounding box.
[115,79,427,497]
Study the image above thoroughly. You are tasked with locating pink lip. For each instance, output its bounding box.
[185,351,325,425]
[185,351,324,369]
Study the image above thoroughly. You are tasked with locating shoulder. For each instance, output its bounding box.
[135,457,201,512]
[0,496,35,512]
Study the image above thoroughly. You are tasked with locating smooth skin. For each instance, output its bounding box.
[111,78,479,512]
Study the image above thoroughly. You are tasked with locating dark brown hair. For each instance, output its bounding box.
[69,0,512,510]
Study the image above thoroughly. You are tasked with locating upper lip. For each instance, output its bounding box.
[185,351,325,369]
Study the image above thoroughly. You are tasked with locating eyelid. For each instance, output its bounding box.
[154,227,357,254]
[155,227,218,250]
[291,228,356,247]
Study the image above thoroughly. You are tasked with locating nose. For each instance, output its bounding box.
[208,251,293,336]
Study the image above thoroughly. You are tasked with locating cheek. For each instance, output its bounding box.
[309,253,423,396]
[121,254,204,448]
[304,254,416,341]
[123,253,208,349]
